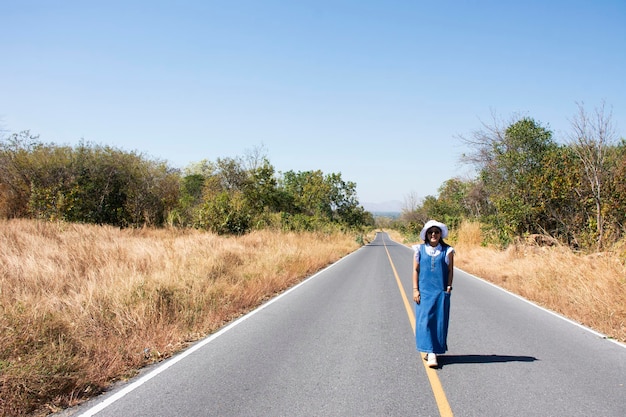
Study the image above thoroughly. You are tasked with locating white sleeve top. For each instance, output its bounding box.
[412,243,455,265]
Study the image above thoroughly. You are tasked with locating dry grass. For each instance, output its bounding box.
[3,221,624,415]
[393,222,625,344]
[453,222,625,343]
[0,220,364,416]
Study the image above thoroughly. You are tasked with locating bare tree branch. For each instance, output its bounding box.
[567,100,617,250]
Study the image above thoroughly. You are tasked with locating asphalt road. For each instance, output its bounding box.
[67,232,625,417]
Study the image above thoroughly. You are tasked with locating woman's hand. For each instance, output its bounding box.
[413,289,420,304]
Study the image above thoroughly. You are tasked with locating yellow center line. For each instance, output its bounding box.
[382,235,454,417]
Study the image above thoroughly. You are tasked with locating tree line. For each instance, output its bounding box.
[0,133,374,234]
[398,103,625,251]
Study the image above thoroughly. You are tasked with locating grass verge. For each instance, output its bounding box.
[0,220,365,416]
[390,222,626,343]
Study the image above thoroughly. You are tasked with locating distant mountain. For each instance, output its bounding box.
[361,200,403,214]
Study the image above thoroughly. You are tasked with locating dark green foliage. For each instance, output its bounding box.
[0,131,46,218]
[279,170,369,229]
[197,191,251,235]
[0,134,179,227]
[533,145,585,246]
[243,159,281,214]
[0,130,371,234]
[479,118,556,238]
[603,139,626,244]
[398,111,625,250]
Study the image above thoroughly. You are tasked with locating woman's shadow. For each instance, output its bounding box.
[436,354,538,368]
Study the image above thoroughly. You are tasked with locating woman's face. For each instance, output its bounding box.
[426,227,441,246]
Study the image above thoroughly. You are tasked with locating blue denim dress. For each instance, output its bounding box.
[415,243,451,354]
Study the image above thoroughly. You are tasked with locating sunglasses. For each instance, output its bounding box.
[427,229,441,235]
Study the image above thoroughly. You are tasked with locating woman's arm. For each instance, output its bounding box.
[446,251,454,293]
[413,256,420,303]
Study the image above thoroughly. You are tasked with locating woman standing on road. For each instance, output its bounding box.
[413,220,455,368]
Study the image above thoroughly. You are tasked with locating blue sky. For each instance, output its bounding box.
[1,1,625,210]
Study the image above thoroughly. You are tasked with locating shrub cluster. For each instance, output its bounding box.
[393,107,625,252]
[0,133,375,233]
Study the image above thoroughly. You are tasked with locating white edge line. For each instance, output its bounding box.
[77,246,365,417]
[458,268,626,349]
[394,239,626,350]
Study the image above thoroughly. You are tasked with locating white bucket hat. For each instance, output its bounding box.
[420,220,449,240]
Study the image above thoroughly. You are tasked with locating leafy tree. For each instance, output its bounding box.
[243,158,280,214]
[1,135,179,227]
[0,131,43,218]
[325,173,366,226]
[214,157,249,192]
[393,107,626,250]
[197,191,251,235]
[180,157,251,230]
[281,170,330,218]
[433,178,481,228]
[123,156,180,227]
[2,131,372,234]
[533,145,585,246]
[462,116,556,239]
[182,174,206,201]
[70,144,126,224]
[22,143,75,221]
[279,170,367,228]
[604,139,626,243]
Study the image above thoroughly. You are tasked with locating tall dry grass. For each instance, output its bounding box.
[4,221,624,415]
[0,220,363,416]
[392,222,626,343]
[452,221,626,343]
